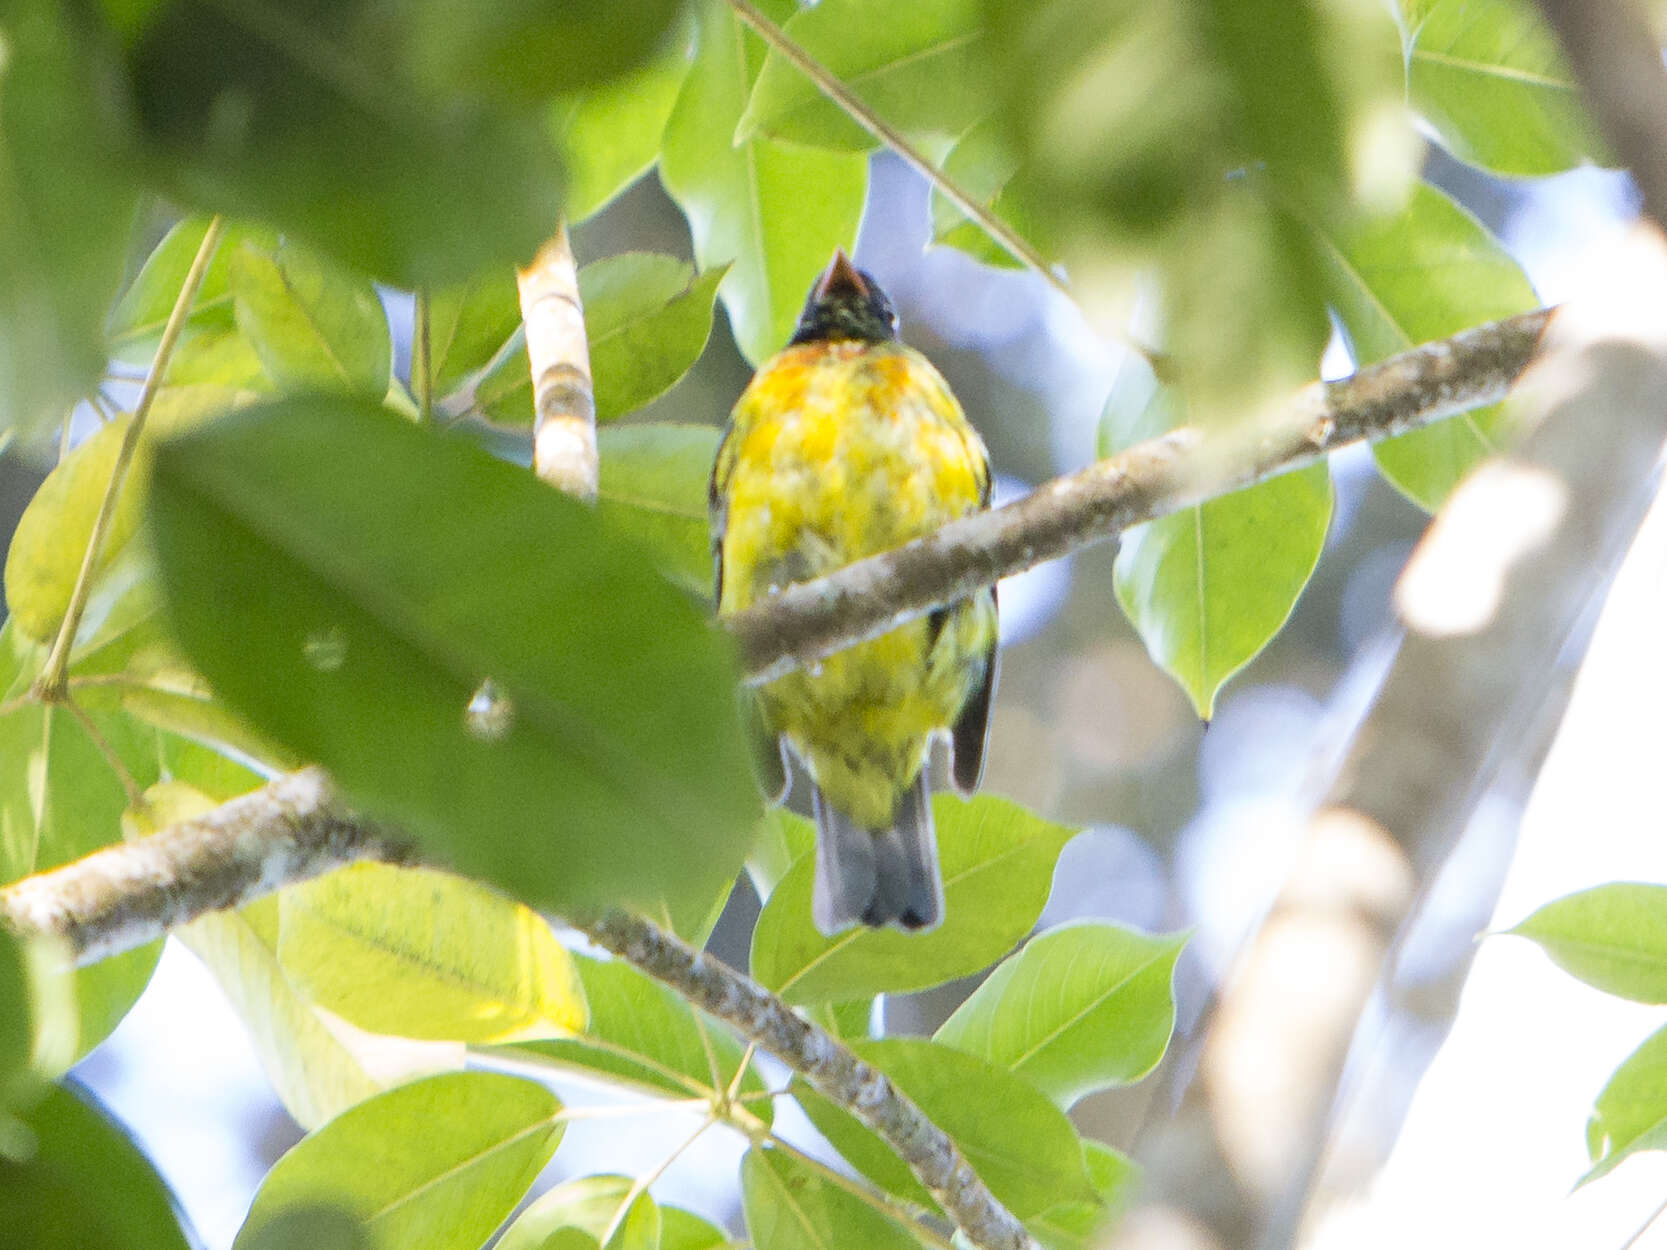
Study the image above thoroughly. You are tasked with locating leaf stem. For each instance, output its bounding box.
[32,216,227,702]
[413,287,433,425]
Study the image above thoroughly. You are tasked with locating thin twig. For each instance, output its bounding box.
[32,216,226,702]
[413,287,434,427]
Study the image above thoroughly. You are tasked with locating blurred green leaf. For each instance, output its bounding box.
[738,0,988,150]
[559,51,690,222]
[472,328,534,426]
[596,423,721,596]
[108,217,275,363]
[1027,1142,1139,1250]
[1585,1021,1667,1183]
[792,1038,1096,1217]
[119,2,563,288]
[0,0,138,438]
[660,1206,738,1250]
[931,120,1052,270]
[1315,179,1538,510]
[426,273,522,398]
[0,1084,192,1250]
[1102,367,1332,718]
[231,240,392,399]
[147,397,757,918]
[238,1206,368,1250]
[585,255,728,422]
[935,921,1184,1106]
[750,795,1078,1003]
[278,862,588,1043]
[503,954,770,1118]
[747,808,814,900]
[661,0,867,364]
[1508,884,1667,1003]
[1403,0,1605,175]
[234,1072,563,1250]
[741,1147,918,1250]
[0,930,73,1113]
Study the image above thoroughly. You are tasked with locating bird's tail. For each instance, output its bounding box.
[812,777,943,935]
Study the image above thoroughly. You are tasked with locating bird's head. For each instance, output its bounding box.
[789,249,899,346]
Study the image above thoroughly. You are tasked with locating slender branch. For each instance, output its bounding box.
[413,287,434,426]
[517,225,598,501]
[733,306,1554,684]
[33,216,226,701]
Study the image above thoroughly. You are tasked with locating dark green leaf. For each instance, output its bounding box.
[0,0,138,437]
[1314,179,1538,509]
[426,273,523,398]
[1508,884,1667,1003]
[741,1147,918,1250]
[661,1,867,364]
[504,954,770,1119]
[230,240,392,399]
[234,1072,562,1250]
[738,0,988,150]
[1585,1022,1667,1183]
[584,255,728,422]
[751,795,1078,1003]
[558,51,689,222]
[792,1039,1096,1218]
[1403,0,1605,175]
[147,397,757,917]
[935,921,1185,1106]
[120,2,563,287]
[1101,365,1332,718]
[596,423,721,596]
[1,1084,193,1250]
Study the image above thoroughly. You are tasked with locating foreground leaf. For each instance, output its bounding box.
[1585,1022,1667,1183]
[1508,884,1667,1004]
[792,1038,1096,1217]
[235,1072,562,1250]
[278,862,588,1043]
[0,930,73,1112]
[935,921,1185,1106]
[1315,180,1537,509]
[661,1,868,364]
[741,1147,918,1250]
[750,795,1079,1003]
[147,397,757,918]
[596,423,722,596]
[0,1084,192,1250]
[558,51,690,223]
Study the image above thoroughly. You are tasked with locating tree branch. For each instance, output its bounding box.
[517,224,598,501]
[733,307,1553,684]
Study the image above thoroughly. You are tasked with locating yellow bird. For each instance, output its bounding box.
[710,251,998,933]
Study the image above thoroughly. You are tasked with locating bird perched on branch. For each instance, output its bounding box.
[711,250,998,934]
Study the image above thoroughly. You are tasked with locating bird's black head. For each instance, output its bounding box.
[789,250,899,346]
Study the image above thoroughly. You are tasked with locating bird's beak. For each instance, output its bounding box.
[814,248,868,300]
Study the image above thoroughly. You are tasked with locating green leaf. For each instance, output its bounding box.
[146,397,757,919]
[559,52,690,223]
[0,929,73,1112]
[747,808,814,900]
[118,653,302,774]
[108,217,276,362]
[751,795,1078,1003]
[596,423,721,596]
[661,1,868,364]
[584,255,729,422]
[1027,1142,1139,1250]
[504,954,770,1118]
[931,120,1051,270]
[1404,0,1605,176]
[1314,180,1537,509]
[1585,1022,1667,1183]
[1507,884,1667,1003]
[0,0,138,438]
[426,272,523,398]
[498,1174,633,1250]
[741,1147,919,1250]
[0,1084,192,1250]
[237,1206,368,1250]
[1101,367,1331,718]
[935,921,1184,1106]
[792,1038,1096,1218]
[738,0,988,150]
[234,1072,563,1250]
[660,1206,739,1250]
[277,861,588,1043]
[471,329,535,427]
[230,240,392,399]
[119,3,563,288]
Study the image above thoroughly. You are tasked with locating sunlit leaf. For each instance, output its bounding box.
[661,1,867,364]
[1508,884,1667,1004]
[935,921,1184,1106]
[147,397,757,918]
[1585,1022,1667,1183]
[230,240,391,399]
[585,255,729,421]
[1027,1142,1140,1250]
[277,862,588,1043]
[741,1147,918,1250]
[931,120,1052,270]
[108,217,275,363]
[750,795,1079,1003]
[425,272,522,398]
[559,51,689,223]
[0,929,73,1112]
[234,1072,563,1250]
